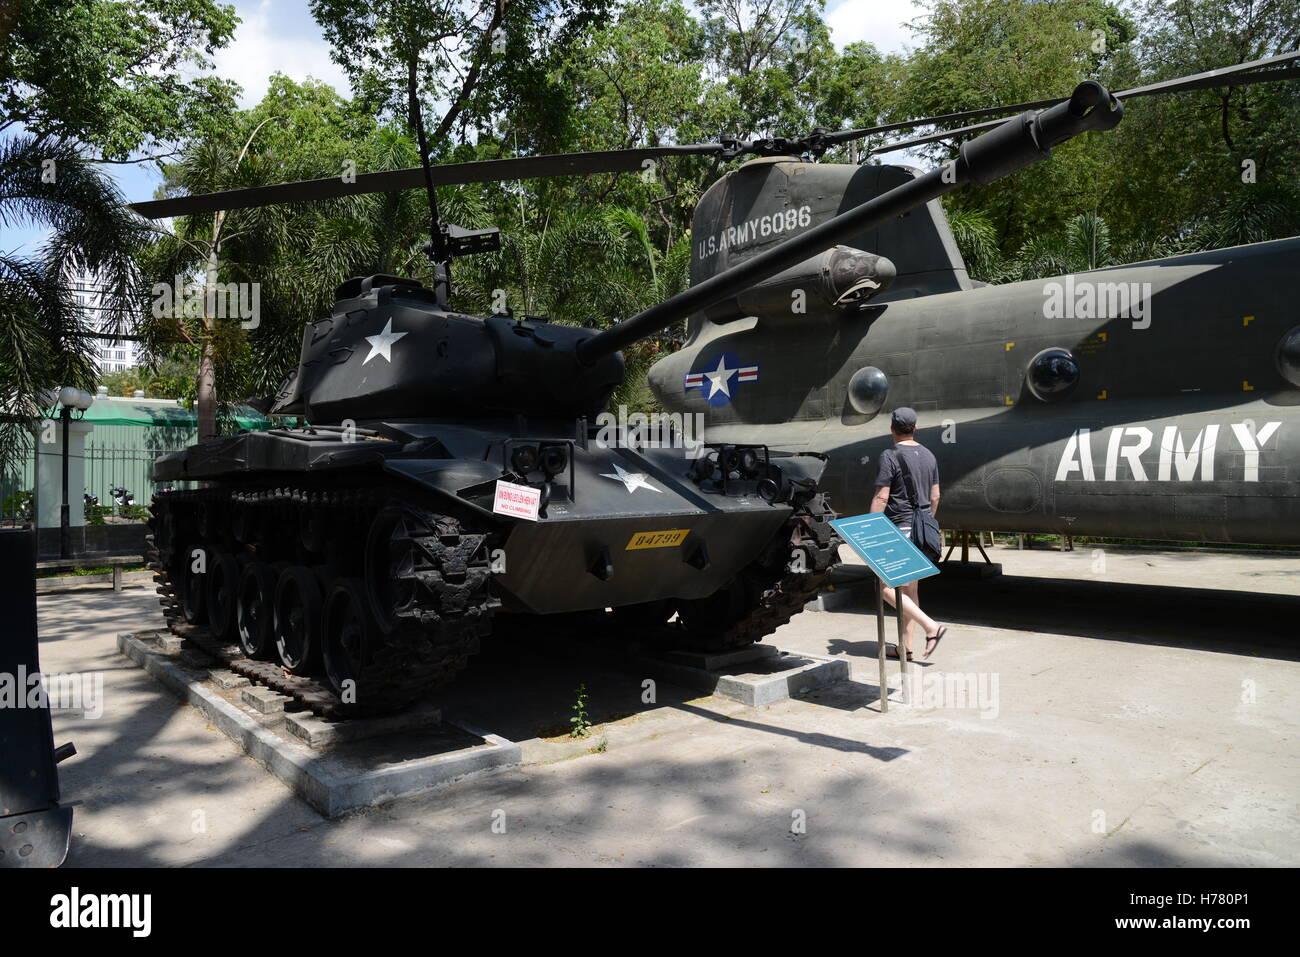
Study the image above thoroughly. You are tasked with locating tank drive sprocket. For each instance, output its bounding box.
[671,491,840,652]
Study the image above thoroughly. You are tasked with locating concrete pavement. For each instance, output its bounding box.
[37,544,1300,866]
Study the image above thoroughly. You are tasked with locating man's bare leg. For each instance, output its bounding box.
[903,581,920,654]
[881,583,939,654]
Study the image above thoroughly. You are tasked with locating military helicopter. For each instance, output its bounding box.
[128,53,1294,713]
[644,51,1300,549]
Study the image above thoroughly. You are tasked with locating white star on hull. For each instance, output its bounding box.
[363,319,408,364]
[600,462,661,493]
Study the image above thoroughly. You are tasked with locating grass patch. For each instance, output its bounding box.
[37,564,146,578]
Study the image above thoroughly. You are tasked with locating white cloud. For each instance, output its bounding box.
[212,0,352,107]
[827,0,923,56]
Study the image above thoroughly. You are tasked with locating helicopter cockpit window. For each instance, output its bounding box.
[847,366,890,415]
[1278,326,1300,388]
[1026,348,1080,402]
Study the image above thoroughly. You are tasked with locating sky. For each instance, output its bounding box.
[3,0,921,256]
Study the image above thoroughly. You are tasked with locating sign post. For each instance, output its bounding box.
[874,577,888,712]
[831,513,940,711]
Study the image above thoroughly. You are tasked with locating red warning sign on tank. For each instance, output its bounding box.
[492,479,541,521]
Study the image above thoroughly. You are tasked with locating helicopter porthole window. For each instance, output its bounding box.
[847,366,889,416]
[1026,348,1080,402]
[1277,325,1300,388]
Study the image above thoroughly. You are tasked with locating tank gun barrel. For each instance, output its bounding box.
[576,80,1122,366]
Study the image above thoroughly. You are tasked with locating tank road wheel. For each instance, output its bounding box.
[322,578,376,706]
[206,551,241,640]
[175,543,207,625]
[236,561,278,659]
[364,505,494,635]
[274,565,323,673]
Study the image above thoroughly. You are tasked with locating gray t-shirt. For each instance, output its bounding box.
[874,443,939,527]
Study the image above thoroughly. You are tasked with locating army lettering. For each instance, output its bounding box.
[696,205,813,259]
[1055,422,1281,482]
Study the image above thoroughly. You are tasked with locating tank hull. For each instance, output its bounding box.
[148,417,840,714]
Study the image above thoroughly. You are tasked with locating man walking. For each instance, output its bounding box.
[870,407,948,660]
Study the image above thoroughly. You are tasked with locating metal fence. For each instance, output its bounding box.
[2,444,193,526]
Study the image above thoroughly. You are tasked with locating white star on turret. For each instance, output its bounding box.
[600,462,661,493]
[363,319,408,364]
[704,355,735,399]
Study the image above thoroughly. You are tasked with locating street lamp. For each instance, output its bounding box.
[54,387,93,559]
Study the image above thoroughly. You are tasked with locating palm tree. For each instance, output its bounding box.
[0,135,146,472]
[1192,181,1300,251]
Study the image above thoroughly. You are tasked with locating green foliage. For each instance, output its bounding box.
[100,350,198,403]
[2,490,34,520]
[309,0,612,142]
[569,682,592,738]
[0,135,149,472]
[0,0,239,159]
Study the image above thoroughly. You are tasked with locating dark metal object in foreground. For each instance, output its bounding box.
[0,529,75,868]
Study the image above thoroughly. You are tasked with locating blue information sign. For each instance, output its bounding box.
[830,513,939,587]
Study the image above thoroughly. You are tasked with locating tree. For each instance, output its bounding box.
[0,135,147,471]
[0,0,239,161]
[309,0,612,145]
[138,78,491,433]
[899,0,1135,254]
[1102,0,1300,243]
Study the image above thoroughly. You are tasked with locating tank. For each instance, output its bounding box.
[145,274,841,715]
[145,82,1122,715]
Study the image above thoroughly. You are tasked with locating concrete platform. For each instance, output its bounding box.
[530,630,850,708]
[648,643,849,706]
[116,631,520,818]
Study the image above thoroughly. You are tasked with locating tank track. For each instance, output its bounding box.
[664,491,841,652]
[145,486,837,717]
[145,486,497,719]
[715,490,839,647]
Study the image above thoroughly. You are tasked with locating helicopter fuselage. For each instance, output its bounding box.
[652,236,1300,545]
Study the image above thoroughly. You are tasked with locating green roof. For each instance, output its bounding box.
[83,400,270,429]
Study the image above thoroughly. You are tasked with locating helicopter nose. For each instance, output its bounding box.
[828,247,896,306]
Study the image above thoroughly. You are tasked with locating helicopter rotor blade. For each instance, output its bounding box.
[864,50,1300,157]
[129,144,724,220]
[129,51,1300,219]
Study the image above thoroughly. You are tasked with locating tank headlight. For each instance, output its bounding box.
[510,444,539,473]
[540,444,568,476]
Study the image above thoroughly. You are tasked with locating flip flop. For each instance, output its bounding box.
[922,626,948,660]
[885,646,914,661]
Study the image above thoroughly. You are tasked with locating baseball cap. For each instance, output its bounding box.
[890,407,918,431]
